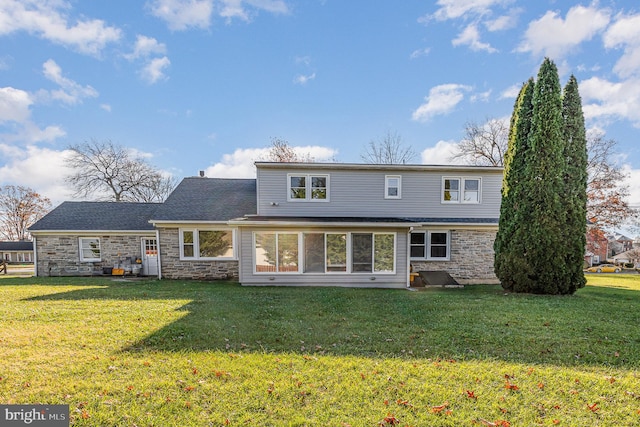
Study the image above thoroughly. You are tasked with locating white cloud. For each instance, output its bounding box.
[484,10,520,31]
[499,83,521,99]
[410,47,431,59]
[0,0,121,56]
[147,0,214,31]
[517,5,610,60]
[100,104,112,112]
[580,76,640,126]
[420,140,464,165]
[470,89,492,103]
[41,59,98,105]
[0,86,66,144]
[430,0,510,21]
[603,13,640,78]
[293,72,316,85]
[147,0,289,30]
[0,87,33,124]
[0,144,72,205]
[412,83,472,122]
[126,35,167,60]
[140,56,171,84]
[204,145,338,178]
[623,165,640,207]
[452,23,497,52]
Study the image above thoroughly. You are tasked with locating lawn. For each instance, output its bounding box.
[1,276,639,426]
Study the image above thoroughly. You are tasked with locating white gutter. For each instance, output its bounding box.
[32,237,38,277]
[156,229,162,279]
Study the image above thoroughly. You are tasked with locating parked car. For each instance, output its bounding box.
[585,264,621,273]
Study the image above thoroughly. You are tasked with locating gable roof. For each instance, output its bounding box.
[151,177,256,222]
[0,241,33,251]
[28,202,160,232]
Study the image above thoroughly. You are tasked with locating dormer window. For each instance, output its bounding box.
[288,174,329,201]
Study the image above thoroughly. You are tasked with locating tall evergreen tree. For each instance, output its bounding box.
[520,58,567,294]
[494,78,535,290]
[562,75,588,293]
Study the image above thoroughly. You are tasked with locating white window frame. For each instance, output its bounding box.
[253,231,396,275]
[442,177,481,204]
[410,230,451,261]
[179,228,236,260]
[79,237,101,262]
[287,174,330,202]
[385,175,402,199]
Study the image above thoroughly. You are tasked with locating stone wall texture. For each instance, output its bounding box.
[410,229,498,284]
[35,234,148,276]
[158,228,239,280]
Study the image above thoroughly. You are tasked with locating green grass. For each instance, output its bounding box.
[1,276,640,426]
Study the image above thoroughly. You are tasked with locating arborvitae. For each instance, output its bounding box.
[494,79,534,290]
[562,75,588,293]
[518,58,567,294]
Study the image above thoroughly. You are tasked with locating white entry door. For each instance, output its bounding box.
[141,238,159,276]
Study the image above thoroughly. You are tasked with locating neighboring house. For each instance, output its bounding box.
[29,162,503,287]
[0,241,34,263]
[607,233,634,258]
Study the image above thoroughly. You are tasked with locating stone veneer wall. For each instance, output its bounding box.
[158,228,239,280]
[35,234,148,277]
[411,229,498,284]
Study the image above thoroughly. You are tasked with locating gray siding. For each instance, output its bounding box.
[34,233,153,276]
[238,226,409,288]
[257,167,502,218]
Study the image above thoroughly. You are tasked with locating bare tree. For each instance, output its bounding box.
[0,185,51,241]
[450,118,508,166]
[65,140,176,202]
[263,138,315,162]
[450,118,636,228]
[585,130,636,229]
[361,131,416,164]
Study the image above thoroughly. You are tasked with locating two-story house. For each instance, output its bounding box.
[29,162,503,287]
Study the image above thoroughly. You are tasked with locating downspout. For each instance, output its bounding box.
[407,227,414,288]
[156,229,162,279]
[32,237,38,277]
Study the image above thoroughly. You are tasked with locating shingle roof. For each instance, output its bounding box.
[0,241,33,251]
[151,177,256,222]
[28,202,160,231]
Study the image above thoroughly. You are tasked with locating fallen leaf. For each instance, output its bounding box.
[430,401,449,413]
[587,403,599,412]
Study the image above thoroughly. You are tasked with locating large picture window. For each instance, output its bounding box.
[79,237,101,262]
[288,174,329,201]
[180,229,234,260]
[255,232,299,273]
[254,231,395,274]
[410,231,450,261]
[442,177,481,203]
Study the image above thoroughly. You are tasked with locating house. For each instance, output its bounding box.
[29,202,161,276]
[0,241,34,263]
[29,162,503,287]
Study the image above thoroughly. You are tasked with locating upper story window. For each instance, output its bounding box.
[180,229,235,260]
[385,175,401,199]
[79,237,101,262]
[288,174,329,201]
[442,177,481,203]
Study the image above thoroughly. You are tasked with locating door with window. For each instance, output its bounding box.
[142,238,159,276]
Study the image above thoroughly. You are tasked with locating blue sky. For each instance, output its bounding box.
[1,0,640,218]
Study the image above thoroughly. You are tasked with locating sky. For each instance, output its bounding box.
[1,0,640,229]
